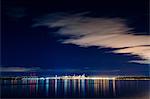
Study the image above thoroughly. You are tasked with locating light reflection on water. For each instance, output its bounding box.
[1,79,150,98]
[45,79,49,96]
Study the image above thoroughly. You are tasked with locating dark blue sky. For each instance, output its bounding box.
[1,0,149,76]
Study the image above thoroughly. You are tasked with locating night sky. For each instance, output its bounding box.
[1,0,149,76]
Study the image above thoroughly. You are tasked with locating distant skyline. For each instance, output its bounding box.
[1,0,149,76]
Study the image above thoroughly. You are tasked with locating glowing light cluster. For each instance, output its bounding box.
[22,75,116,80]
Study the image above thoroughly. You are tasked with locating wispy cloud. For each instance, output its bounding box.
[33,12,150,64]
[0,67,41,72]
[0,67,120,74]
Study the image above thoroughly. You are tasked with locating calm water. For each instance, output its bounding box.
[1,79,150,98]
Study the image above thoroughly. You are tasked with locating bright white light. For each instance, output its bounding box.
[46,77,50,79]
[40,77,45,80]
[42,76,116,80]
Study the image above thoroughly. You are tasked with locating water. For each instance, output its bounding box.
[1,79,150,98]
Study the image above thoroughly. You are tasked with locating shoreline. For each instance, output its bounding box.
[0,76,150,80]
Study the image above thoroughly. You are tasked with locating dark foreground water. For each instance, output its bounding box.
[1,79,150,98]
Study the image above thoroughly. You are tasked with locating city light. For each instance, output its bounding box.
[21,75,150,80]
[22,75,116,80]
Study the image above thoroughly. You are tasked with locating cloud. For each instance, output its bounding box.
[0,67,41,72]
[0,67,120,74]
[33,12,150,64]
[114,46,150,61]
[129,60,150,64]
[114,46,150,64]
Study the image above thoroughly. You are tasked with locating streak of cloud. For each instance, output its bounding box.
[0,67,41,72]
[0,67,120,73]
[33,12,150,64]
